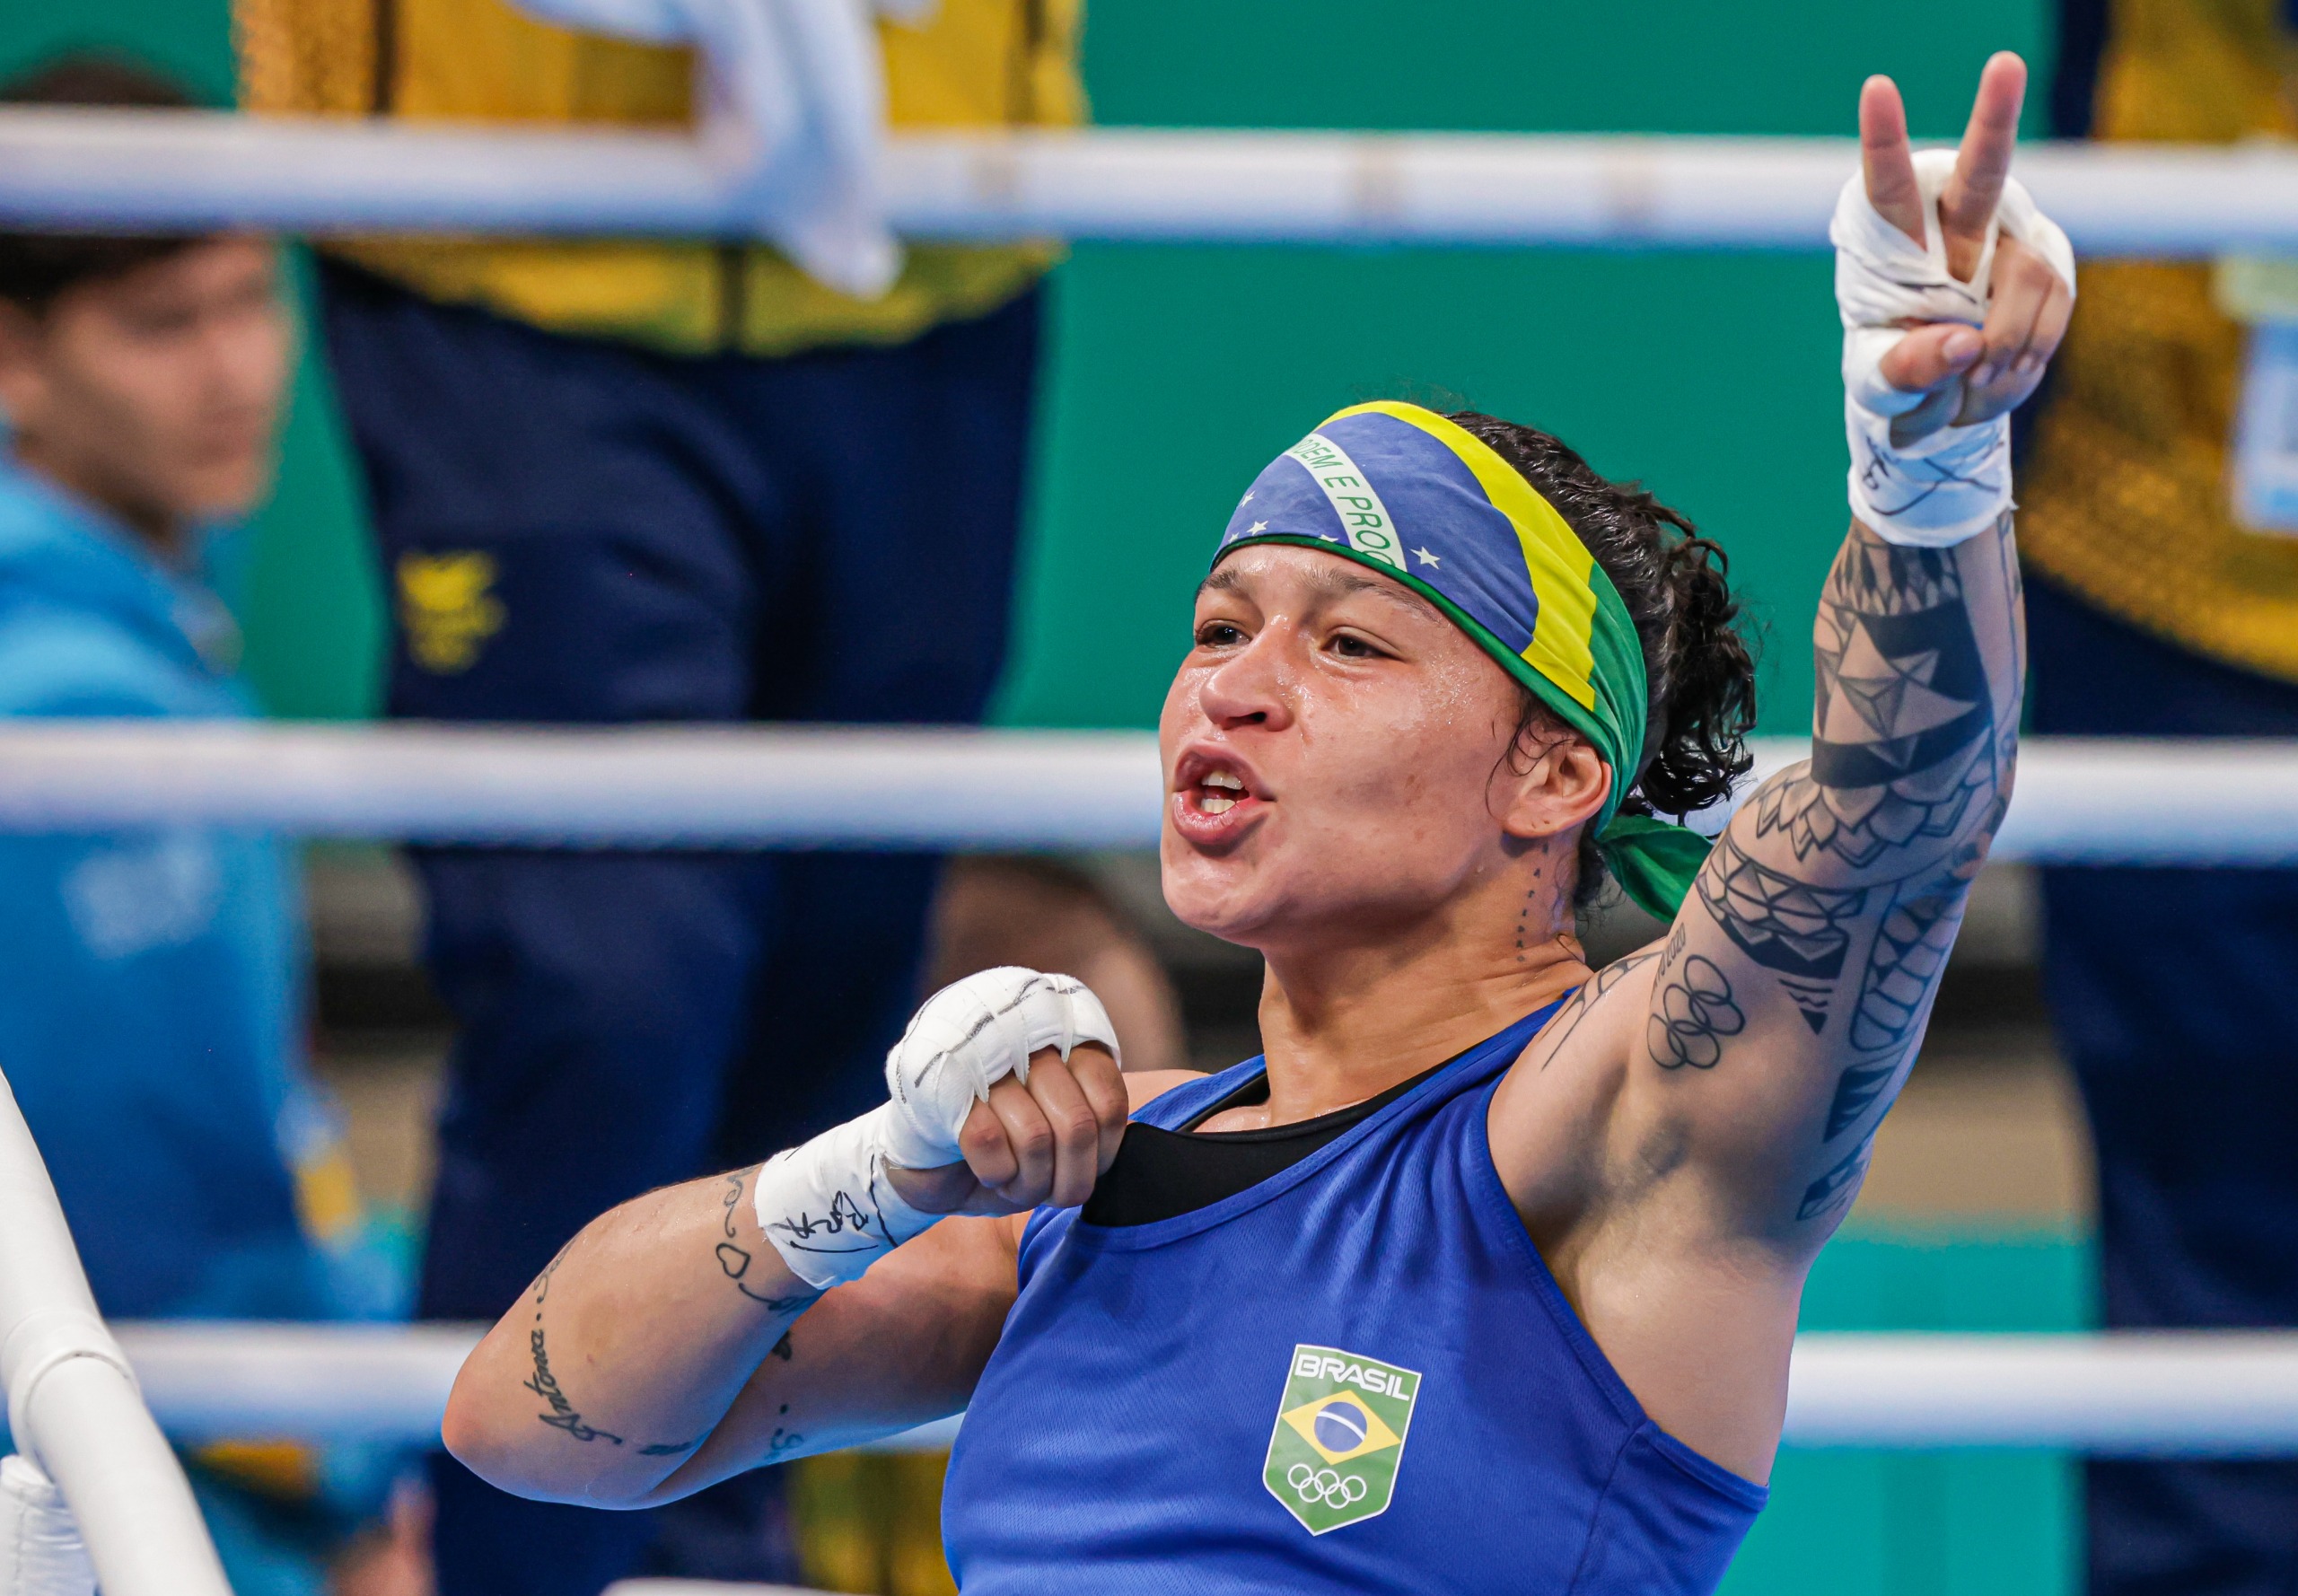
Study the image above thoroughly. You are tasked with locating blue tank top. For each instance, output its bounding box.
[941,1002,1767,1594]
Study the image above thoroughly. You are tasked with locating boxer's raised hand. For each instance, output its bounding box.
[1860,52,2073,440]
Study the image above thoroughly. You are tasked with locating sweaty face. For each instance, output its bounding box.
[0,238,290,537]
[1160,545,1535,951]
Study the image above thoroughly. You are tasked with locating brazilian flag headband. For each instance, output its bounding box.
[1213,400,1713,919]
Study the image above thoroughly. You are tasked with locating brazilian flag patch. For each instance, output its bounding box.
[1262,1344,1421,1534]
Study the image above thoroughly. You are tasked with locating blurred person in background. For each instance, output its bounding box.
[2020,2,2298,1590]
[0,54,419,1596]
[232,2,1091,1591]
[926,858,1186,1077]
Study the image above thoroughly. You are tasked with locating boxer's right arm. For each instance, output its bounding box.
[441,1161,1023,1508]
[636,1064,1206,1504]
[443,969,1130,1506]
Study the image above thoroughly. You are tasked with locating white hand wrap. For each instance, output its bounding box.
[750,968,1120,1289]
[1832,148,2076,548]
[0,1456,92,1596]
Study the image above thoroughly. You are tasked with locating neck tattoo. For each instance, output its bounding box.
[1513,847,1547,964]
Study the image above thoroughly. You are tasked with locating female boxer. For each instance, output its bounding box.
[442,54,2069,1592]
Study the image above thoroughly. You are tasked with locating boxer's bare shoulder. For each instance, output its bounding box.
[1124,1069,1208,1114]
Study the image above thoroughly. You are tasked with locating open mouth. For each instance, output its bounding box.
[1195,769,1246,815]
[1173,752,1268,834]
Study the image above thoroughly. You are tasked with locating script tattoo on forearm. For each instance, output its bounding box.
[518,1242,630,1445]
[530,1246,567,1305]
[716,1171,826,1311]
[523,1323,623,1446]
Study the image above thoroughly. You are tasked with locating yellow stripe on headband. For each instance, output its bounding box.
[1327,402,1600,711]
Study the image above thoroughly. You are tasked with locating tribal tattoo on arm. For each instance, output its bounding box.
[1639,512,2023,1232]
[1695,831,1864,1038]
[1528,943,1666,1072]
[1757,528,2013,874]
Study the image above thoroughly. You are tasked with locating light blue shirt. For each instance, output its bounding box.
[0,457,343,1320]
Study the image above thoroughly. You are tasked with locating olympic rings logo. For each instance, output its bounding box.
[1286,1462,1368,1507]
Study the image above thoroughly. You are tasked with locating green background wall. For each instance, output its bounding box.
[1005,1,2048,733]
[1729,1226,2086,1596]
[1,6,2084,1592]
[1,0,2048,730]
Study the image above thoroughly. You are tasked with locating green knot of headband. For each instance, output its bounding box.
[1214,400,1714,920]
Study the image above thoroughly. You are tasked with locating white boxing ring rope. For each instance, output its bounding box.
[1,723,2297,864]
[8,108,2298,254]
[0,722,1168,853]
[102,1321,2298,1459]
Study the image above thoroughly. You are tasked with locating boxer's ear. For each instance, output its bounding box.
[1491,726,1609,846]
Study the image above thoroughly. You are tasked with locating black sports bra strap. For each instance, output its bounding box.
[1083,1061,1441,1228]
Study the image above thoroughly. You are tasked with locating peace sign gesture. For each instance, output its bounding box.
[1859,53,2073,439]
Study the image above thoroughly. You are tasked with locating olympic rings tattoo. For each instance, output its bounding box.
[1648,954,1746,1070]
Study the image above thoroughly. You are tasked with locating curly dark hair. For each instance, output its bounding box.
[1447,411,1759,909]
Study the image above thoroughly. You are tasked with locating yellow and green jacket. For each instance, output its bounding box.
[2019,0,2298,682]
[233,0,1083,356]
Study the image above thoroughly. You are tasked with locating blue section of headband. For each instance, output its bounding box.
[1215,410,1540,663]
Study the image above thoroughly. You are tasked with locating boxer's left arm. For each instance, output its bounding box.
[1614,55,2061,1244]
[1523,55,2065,1258]
[1495,59,2060,1486]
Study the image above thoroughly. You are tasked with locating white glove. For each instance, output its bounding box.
[505,0,923,297]
[1832,148,2075,547]
[751,969,1120,1288]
